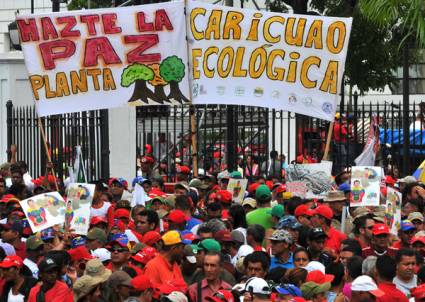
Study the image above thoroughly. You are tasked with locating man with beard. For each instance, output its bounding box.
[144,230,185,286]
[393,249,418,296]
[353,214,375,249]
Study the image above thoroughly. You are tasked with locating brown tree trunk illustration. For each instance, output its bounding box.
[167,81,189,103]
[128,80,160,103]
[154,85,168,103]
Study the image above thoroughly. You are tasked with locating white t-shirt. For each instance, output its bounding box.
[23,258,39,279]
[90,202,111,218]
[8,289,25,302]
[23,172,34,191]
[393,275,417,297]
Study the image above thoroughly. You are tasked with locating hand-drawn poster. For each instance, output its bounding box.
[350,166,382,207]
[66,183,96,235]
[385,187,402,235]
[20,192,66,233]
[286,181,308,198]
[227,179,248,204]
[16,1,189,116]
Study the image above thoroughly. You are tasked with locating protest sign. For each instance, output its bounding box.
[286,181,308,198]
[131,183,150,207]
[385,187,402,235]
[66,183,95,235]
[227,178,248,203]
[350,166,381,207]
[20,192,66,233]
[188,1,352,121]
[16,1,189,116]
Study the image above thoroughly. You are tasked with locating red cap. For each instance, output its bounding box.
[176,166,191,174]
[372,223,390,236]
[248,183,261,195]
[168,210,188,224]
[296,155,304,164]
[0,256,23,269]
[215,190,232,204]
[411,236,425,245]
[114,208,130,219]
[294,205,313,217]
[214,230,233,242]
[306,270,334,284]
[90,216,108,225]
[222,210,230,221]
[67,246,94,262]
[275,184,286,193]
[131,247,157,265]
[142,231,162,246]
[141,156,154,164]
[183,233,199,241]
[313,205,333,220]
[131,275,151,291]
[206,290,235,302]
[385,175,396,186]
[265,181,273,190]
[411,284,425,300]
[108,178,128,189]
[0,194,19,203]
[144,144,153,155]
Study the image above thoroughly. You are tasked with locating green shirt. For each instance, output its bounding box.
[246,207,273,229]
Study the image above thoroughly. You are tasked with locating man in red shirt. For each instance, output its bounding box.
[144,230,185,286]
[28,257,73,302]
[310,205,346,256]
[376,255,409,302]
[362,224,398,258]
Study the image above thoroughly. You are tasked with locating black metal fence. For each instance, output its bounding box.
[136,98,425,179]
[6,100,110,182]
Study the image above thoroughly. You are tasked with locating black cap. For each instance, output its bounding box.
[39,257,59,273]
[308,228,328,240]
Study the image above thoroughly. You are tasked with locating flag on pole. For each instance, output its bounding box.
[355,115,380,166]
[73,146,87,184]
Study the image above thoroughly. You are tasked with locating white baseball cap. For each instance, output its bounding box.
[165,291,188,302]
[304,261,325,274]
[91,248,111,263]
[351,275,385,297]
[244,277,271,295]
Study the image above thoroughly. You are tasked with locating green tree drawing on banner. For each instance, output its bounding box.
[159,56,189,103]
[121,63,160,103]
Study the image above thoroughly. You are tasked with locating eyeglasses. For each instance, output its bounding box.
[294,258,308,262]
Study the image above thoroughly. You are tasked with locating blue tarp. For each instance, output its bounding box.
[380,128,425,155]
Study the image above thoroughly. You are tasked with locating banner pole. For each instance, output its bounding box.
[38,117,60,192]
[323,122,334,161]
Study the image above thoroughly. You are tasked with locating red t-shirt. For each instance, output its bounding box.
[28,281,73,302]
[324,227,347,253]
[144,254,184,286]
[377,282,409,302]
[333,123,348,143]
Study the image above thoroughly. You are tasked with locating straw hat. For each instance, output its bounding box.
[323,191,346,202]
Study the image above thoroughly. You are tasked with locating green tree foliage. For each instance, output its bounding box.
[159,56,186,83]
[359,0,425,48]
[121,64,154,87]
[68,0,112,10]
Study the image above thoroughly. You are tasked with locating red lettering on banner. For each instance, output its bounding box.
[40,17,59,40]
[80,15,100,36]
[155,9,173,31]
[17,19,39,42]
[136,12,154,32]
[102,13,122,34]
[39,40,76,70]
[83,37,122,67]
[124,34,160,64]
[57,16,81,38]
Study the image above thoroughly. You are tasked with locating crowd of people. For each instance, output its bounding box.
[0,149,425,302]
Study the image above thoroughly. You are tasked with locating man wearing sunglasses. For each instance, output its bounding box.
[352,213,375,249]
[362,224,399,258]
[107,233,132,273]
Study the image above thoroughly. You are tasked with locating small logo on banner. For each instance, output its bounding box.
[271,91,280,99]
[192,83,199,97]
[302,97,312,106]
[235,86,245,96]
[288,94,297,104]
[216,86,226,95]
[254,87,264,97]
[322,102,333,114]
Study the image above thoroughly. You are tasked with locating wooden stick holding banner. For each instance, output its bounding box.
[37,117,59,192]
[323,122,334,161]
[190,107,199,177]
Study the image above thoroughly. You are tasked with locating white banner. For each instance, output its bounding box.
[17,1,189,116]
[19,192,66,233]
[350,166,382,207]
[66,183,96,235]
[188,1,352,121]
